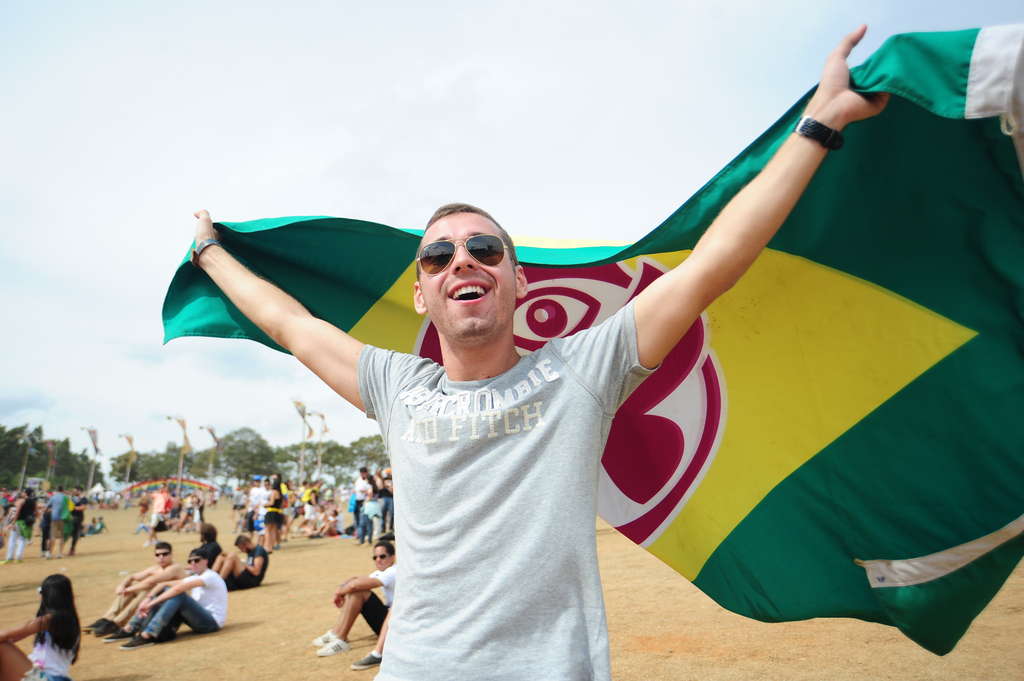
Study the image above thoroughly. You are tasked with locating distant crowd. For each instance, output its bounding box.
[1,486,102,563]
[0,467,398,678]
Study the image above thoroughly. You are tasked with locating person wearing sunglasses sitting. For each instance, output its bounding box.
[189,28,886,680]
[82,541,185,638]
[105,548,228,650]
[311,540,396,661]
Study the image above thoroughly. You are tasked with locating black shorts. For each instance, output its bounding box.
[264,511,284,527]
[154,520,169,532]
[225,570,262,591]
[360,592,389,636]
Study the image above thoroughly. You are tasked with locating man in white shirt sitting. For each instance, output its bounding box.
[112,548,228,650]
[312,540,396,665]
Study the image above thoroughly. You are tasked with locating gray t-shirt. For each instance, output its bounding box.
[359,302,652,681]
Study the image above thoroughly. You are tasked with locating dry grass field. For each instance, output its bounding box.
[1,506,1021,681]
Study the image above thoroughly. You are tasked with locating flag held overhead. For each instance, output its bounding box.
[163,26,1024,654]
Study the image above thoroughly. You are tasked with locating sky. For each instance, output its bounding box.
[1,1,1019,478]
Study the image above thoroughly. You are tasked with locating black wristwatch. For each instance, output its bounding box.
[794,116,844,150]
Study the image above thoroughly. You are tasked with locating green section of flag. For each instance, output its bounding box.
[868,532,1024,655]
[695,336,1024,653]
[688,27,1024,654]
[850,29,977,118]
[163,217,416,348]
[162,26,1024,654]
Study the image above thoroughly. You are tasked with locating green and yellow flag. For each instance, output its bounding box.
[163,27,1024,654]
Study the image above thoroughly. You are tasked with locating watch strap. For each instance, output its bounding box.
[794,116,844,150]
[191,238,221,267]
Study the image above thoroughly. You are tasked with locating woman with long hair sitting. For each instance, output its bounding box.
[0,573,80,681]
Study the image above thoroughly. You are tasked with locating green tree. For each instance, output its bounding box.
[220,428,278,482]
[108,442,197,484]
[320,441,356,484]
[349,435,389,472]
[0,425,102,489]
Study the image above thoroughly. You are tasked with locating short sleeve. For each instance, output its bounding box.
[358,346,439,431]
[376,566,397,591]
[200,571,218,589]
[546,301,654,415]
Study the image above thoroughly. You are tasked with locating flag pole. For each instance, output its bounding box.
[293,400,310,482]
[80,427,101,491]
[199,425,222,485]
[44,440,56,483]
[310,411,327,480]
[165,416,191,496]
[118,433,135,485]
[16,432,36,490]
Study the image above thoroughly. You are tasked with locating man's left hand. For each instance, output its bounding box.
[805,25,890,130]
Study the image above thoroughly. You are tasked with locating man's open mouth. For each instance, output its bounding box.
[450,285,486,301]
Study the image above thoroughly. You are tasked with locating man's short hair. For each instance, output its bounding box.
[418,202,519,272]
[374,540,395,557]
[188,548,206,561]
[234,534,252,548]
[154,541,172,553]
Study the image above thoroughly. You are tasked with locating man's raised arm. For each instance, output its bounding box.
[191,210,365,410]
[633,26,889,368]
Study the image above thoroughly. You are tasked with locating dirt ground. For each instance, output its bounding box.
[1,506,1021,681]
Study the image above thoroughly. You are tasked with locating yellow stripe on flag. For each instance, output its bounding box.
[645,248,977,578]
[349,263,422,352]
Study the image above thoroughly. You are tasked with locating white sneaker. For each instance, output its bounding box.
[316,638,350,657]
[311,630,337,647]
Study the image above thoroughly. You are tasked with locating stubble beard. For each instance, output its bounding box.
[430,293,515,350]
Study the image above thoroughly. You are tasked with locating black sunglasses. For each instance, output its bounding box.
[187,557,204,564]
[154,551,170,558]
[372,554,389,560]
[418,234,506,275]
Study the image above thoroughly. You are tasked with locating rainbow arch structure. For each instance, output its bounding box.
[122,477,217,495]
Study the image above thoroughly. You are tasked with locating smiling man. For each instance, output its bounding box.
[189,26,886,681]
[85,540,186,637]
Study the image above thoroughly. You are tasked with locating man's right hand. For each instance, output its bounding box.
[184,209,367,411]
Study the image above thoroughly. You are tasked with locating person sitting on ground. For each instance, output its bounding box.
[0,574,80,681]
[108,549,228,650]
[322,509,341,538]
[193,523,223,566]
[134,499,150,535]
[312,540,396,657]
[213,535,269,591]
[350,609,391,672]
[296,480,324,535]
[84,541,186,637]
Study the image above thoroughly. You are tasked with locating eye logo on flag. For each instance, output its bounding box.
[414,256,727,546]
